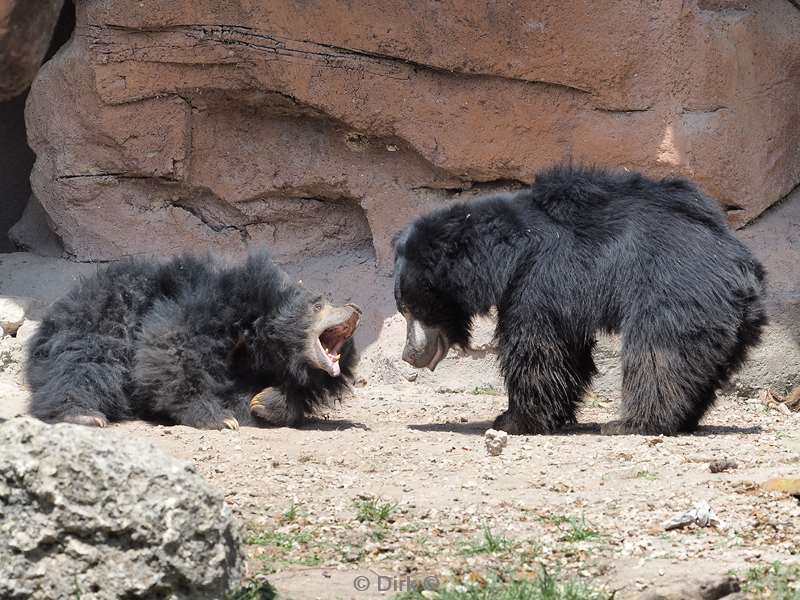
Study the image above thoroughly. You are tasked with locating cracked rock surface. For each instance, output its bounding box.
[0,416,243,600]
[23,1,800,268]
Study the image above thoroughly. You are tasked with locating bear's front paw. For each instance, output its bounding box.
[250,388,303,427]
[62,412,109,428]
[181,411,239,430]
[207,414,240,430]
[492,411,545,435]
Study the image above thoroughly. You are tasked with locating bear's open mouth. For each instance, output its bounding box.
[310,303,362,377]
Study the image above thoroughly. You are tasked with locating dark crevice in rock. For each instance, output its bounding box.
[308,38,593,94]
[594,106,653,114]
[171,201,250,240]
[96,23,593,95]
[412,177,528,195]
[56,172,179,183]
[682,106,728,114]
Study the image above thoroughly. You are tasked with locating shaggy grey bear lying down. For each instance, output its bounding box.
[27,251,361,430]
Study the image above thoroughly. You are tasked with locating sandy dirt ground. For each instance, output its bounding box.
[1,252,799,599]
[1,376,799,598]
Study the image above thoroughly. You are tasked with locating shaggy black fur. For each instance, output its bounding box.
[394,165,767,435]
[27,251,357,429]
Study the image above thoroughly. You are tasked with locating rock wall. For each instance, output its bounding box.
[0,0,70,252]
[24,0,800,269]
[0,0,63,100]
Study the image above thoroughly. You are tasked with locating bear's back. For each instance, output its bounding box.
[525,164,729,235]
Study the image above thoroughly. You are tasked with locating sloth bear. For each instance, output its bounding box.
[394,165,766,435]
[27,251,361,430]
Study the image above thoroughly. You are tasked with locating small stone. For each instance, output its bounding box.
[0,296,35,336]
[14,320,40,346]
[708,458,738,473]
[663,501,725,530]
[785,386,800,411]
[484,428,508,456]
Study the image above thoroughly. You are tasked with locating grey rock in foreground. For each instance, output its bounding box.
[0,417,243,599]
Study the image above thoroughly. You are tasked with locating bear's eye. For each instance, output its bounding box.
[313,302,323,312]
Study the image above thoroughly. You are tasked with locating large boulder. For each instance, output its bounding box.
[0,417,243,599]
[23,1,800,269]
[0,0,63,100]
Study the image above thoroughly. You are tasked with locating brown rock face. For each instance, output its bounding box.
[0,0,63,100]
[25,0,800,268]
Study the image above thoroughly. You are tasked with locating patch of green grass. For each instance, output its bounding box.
[369,525,390,542]
[399,521,424,533]
[227,580,277,600]
[471,385,504,396]
[247,529,313,550]
[539,514,600,543]
[282,502,301,523]
[539,514,571,526]
[245,528,324,571]
[461,526,516,556]
[742,562,800,599]
[354,497,399,523]
[559,516,600,543]
[396,569,608,600]
[635,470,658,480]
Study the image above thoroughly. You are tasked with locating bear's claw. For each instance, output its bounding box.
[62,414,109,428]
[249,388,302,427]
[250,391,269,410]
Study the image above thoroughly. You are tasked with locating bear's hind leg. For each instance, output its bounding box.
[496,326,596,435]
[28,335,131,427]
[133,302,242,430]
[606,333,714,435]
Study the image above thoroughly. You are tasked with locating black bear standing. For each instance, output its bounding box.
[27,251,361,429]
[394,165,766,435]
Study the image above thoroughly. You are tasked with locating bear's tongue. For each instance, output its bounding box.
[317,334,342,377]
